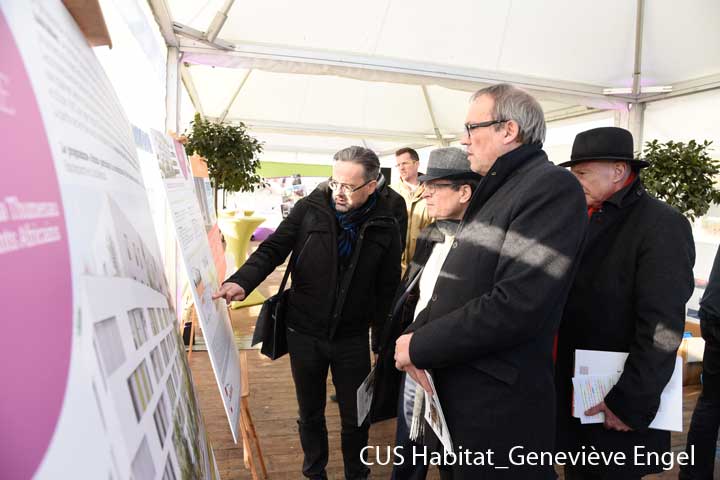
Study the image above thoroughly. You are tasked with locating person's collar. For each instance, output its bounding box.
[402,177,420,190]
[603,171,640,208]
[489,143,543,177]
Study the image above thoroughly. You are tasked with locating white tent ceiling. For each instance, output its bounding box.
[149,0,720,164]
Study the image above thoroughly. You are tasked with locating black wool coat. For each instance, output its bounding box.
[555,177,695,476]
[404,145,588,479]
[225,183,403,350]
[371,223,444,423]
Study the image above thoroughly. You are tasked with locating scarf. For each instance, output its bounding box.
[587,171,637,218]
[333,192,377,259]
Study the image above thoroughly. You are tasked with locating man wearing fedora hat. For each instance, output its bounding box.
[394,83,588,478]
[371,147,481,480]
[555,126,695,479]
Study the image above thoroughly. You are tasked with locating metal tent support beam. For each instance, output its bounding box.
[631,0,645,97]
[180,63,205,119]
[215,117,438,143]
[166,46,180,132]
[614,104,645,153]
[219,69,252,123]
[175,32,632,110]
[148,0,178,47]
[640,74,720,103]
[206,0,237,43]
[421,85,447,146]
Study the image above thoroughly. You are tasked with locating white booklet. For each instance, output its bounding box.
[356,367,376,427]
[572,349,683,432]
[423,373,453,453]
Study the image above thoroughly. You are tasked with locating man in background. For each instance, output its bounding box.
[392,147,432,273]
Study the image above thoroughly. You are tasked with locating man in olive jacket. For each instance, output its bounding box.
[394,84,587,479]
[215,146,403,480]
[555,127,695,479]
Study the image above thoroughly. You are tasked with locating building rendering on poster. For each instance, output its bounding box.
[0,1,218,478]
[145,129,242,443]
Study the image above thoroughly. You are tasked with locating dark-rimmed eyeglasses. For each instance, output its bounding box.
[464,119,508,137]
[328,177,374,193]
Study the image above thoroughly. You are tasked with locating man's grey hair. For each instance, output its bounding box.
[471,83,546,145]
[333,146,381,182]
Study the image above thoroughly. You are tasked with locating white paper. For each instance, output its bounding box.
[356,367,376,427]
[572,349,683,432]
[423,373,453,453]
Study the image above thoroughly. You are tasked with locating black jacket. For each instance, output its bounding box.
[225,183,402,351]
[700,246,720,323]
[371,223,444,423]
[555,177,695,476]
[404,145,588,478]
[377,172,409,251]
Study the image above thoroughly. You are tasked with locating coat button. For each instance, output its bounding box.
[452,240,458,248]
[431,293,438,302]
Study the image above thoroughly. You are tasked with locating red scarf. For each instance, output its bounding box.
[586,171,636,218]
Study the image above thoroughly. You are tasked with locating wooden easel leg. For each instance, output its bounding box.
[239,412,259,480]
[243,397,268,479]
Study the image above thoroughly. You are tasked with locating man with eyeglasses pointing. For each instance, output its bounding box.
[393,84,587,478]
[214,146,403,480]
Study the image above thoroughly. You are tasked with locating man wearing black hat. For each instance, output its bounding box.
[555,127,695,479]
[371,147,481,480]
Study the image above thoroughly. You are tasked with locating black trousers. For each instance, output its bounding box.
[681,316,720,480]
[287,327,371,480]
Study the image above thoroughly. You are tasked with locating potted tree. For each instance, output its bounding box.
[184,113,264,213]
[641,139,720,221]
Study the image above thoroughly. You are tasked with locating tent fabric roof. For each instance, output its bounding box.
[160,0,720,163]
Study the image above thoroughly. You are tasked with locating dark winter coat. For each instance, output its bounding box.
[403,145,588,478]
[225,183,403,351]
[371,223,445,423]
[555,177,695,476]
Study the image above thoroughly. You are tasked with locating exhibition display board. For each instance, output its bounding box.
[144,129,242,443]
[0,2,218,478]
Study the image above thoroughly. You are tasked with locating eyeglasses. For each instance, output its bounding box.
[464,119,508,137]
[328,177,374,193]
[424,182,457,194]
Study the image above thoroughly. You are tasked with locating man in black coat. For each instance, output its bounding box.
[681,245,720,479]
[214,146,403,480]
[555,127,695,479]
[372,147,481,480]
[393,83,588,479]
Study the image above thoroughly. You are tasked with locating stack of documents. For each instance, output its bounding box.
[572,350,683,432]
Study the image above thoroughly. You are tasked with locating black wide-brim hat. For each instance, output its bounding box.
[558,126,649,169]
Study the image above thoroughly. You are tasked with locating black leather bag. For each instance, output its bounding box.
[251,237,308,360]
[252,289,290,360]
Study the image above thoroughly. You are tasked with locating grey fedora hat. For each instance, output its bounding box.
[418,147,481,182]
